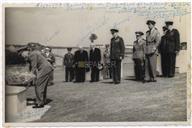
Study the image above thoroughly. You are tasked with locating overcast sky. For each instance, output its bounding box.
[5,6,190,47]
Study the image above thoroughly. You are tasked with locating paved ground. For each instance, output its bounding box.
[26,67,187,122]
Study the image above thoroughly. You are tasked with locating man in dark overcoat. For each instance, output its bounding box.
[89,43,101,82]
[74,46,88,82]
[110,28,125,84]
[165,21,180,77]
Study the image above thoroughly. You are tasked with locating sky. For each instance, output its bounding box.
[5,3,191,47]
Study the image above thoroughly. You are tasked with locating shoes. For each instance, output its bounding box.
[114,82,120,84]
[32,104,44,108]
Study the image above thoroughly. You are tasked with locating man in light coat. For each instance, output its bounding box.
[145,20,161,82]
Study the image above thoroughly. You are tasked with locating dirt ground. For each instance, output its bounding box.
[26,67,187,122]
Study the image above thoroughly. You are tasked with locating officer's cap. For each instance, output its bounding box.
[165,21,173,26]
[110,29,119,33]
[135,31,144,36]
[67,48,72,51]
[146,20,156,25]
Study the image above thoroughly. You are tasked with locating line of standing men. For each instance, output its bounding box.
[133,20,180,83]
[63,29,125,84]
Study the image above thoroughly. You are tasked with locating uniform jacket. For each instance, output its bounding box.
[110,36,125,60]
[158,33,168,53]
[146,27,161,55]
[29,50,54,78]
[166,29,180,53]
[63,53,74,67]
[132,38,146,60]
[89,48,101,67]
[74,50,88,68]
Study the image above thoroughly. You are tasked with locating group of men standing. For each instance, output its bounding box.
[133,20,180,83]
[17,20,180,108]
[63,29,125,84]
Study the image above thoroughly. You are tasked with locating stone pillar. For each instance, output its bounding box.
[6,85,27,121]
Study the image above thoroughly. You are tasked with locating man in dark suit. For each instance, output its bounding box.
[63,48,74,82]
[165,21,180,77]
[74,46,88,82]
[158,26,169,77]
[22,43,54,108]
[110,28,125,84]
[89,43,101,82]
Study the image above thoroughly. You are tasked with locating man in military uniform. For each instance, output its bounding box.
[158,26,169,77]
[110,28,125,84]
[89,43,101,82]
[22,43,54,108]
[145,20,161,82]
[63,48,74,82]
[74,46,88,82]
[165,21,180,77]
[132,31,146,82]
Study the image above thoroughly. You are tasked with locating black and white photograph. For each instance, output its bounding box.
[1,1,191,126]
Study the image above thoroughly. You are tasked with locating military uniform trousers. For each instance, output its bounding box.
[145,54,157,80]
[161,52,176,77]
[35,70,53,105]
[65,67,74,82]
[133,59,145,81]
[111,59,121,83]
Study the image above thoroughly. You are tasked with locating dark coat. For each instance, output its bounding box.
[74,50,88,68]
[89,48,101,63]
[166,29,180,53]
[110,36,125,60]
[158,33,168,53]
[29,50,54,78]
[63,53,74,67]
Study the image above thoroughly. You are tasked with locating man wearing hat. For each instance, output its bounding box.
[145,20,161,82]
[21,43,54,108]
[165,21,180,77]
[132,31,146,82]
[110,28,125,84]
[158,26,169,77]
[63,48,74,82]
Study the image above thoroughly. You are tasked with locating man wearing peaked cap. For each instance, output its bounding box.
[63,48,74,82]
[21,43,54,108]
[133,31,146,82]
[110,28,125,84]
[145,20,161,82]
[165,21,180,77]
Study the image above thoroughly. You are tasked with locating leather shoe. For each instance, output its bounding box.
[32,104,44,108]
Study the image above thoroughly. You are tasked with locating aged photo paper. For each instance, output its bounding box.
[1,0,191,127]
